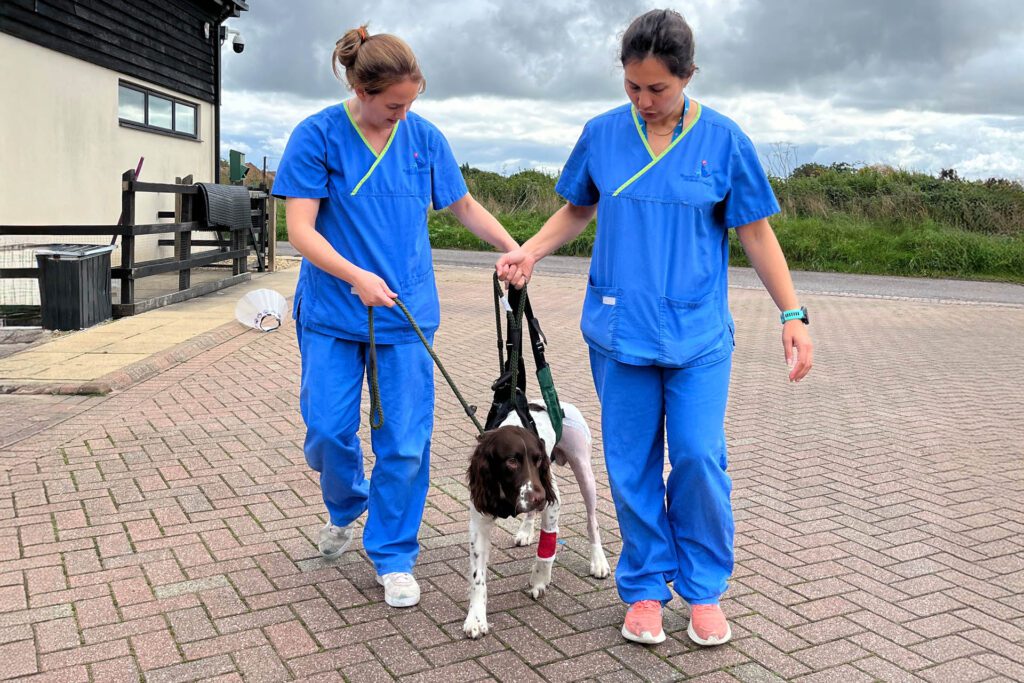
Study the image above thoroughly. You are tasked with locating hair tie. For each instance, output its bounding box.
[358,27,368,41]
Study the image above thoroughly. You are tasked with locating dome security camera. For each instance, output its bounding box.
[220,27,245,54]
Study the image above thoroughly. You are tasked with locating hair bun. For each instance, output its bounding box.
[333,26,368,75]
[330,27,424,95]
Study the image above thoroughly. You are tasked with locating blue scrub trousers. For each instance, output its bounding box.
[590,348,734,605]
[297,322,434,576]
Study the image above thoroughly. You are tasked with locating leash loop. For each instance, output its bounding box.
[367,298,484,435]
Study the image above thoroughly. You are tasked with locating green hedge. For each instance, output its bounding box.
[775,164,1023,236]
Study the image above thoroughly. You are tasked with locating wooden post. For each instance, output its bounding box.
[259,193,266,272]
[250,192,261,273]
[120,169,135,305]
[256,191,267,273]
[175,174,193,291]
[267,196,277,272]
[232,211,247,276]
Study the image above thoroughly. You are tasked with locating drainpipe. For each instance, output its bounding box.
[214,23,222,184]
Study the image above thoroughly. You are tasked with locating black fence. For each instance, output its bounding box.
[0,169,273,322]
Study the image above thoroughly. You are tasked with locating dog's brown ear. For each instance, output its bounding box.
[538,454,557,505]
[524,430,558,506]
[468,433,498,515]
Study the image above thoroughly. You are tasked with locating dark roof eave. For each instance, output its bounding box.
[217,0,248,21]
[186,0,249,23]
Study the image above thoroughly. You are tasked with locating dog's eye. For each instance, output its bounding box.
[505,458,520,471]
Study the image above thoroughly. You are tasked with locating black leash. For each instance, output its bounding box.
[367,299,484,434]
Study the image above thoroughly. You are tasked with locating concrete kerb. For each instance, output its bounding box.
[0,319,258,395]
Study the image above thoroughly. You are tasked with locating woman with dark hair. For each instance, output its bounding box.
[273,25,520,609]
[497,9,813,645]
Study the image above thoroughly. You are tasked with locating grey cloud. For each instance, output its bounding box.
[221,0,379,100]
[220,1,1024,179]
[222,0,648,101]
[447,136,575,173]
[751,114,1024,181]
[406,0,644,100]
[224,0,1024,114]
[699,0,1024,115]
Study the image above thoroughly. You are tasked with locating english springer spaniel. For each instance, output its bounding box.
[463,401,610,639]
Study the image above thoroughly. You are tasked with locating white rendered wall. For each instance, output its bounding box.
[0,33,218,267]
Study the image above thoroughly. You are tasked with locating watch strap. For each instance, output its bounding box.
[780,307,806,324]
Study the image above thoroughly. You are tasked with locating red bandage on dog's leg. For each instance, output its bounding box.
[537,530,557,559]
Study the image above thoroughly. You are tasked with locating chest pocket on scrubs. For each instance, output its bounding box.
[669,171,717,209]
[402,161,431,197]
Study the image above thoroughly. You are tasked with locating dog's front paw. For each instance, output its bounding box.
[590,544,611,579]
[529,559,553,599]
[514,515,535,547]
[513,527,534,547]
[463,608,489,639]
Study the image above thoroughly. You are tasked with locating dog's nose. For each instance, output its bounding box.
[526,488,546,507]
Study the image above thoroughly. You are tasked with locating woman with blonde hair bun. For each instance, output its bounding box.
[273,25,520,609]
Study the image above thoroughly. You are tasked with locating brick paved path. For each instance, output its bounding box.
[2,266,1023,682]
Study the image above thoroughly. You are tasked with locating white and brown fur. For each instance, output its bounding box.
[463,402,610,639]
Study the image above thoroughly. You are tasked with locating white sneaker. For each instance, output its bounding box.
[318,523,353,559]
[376,572,420,607]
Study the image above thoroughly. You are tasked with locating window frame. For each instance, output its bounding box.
[118,81,200,141]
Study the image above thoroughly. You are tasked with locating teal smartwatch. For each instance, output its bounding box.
[780,306,809,325]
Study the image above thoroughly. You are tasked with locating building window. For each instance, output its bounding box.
[149,95,173,129]
[118,86,145,124]
[118,82,199,139]
[174,102,196,136]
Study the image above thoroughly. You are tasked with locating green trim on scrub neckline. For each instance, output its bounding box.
[631,105,657,160]
[343,100,401,196]
[613,102,703,197]
[344,100,377,156]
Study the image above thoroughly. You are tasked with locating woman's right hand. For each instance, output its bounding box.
[496,248,536,289]
[351,269,398,307]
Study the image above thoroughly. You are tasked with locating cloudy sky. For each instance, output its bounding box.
[219,0,1024,180]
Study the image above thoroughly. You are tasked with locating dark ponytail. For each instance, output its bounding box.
[620,9,697,79]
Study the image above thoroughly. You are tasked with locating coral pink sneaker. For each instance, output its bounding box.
[687,603,731,646]
[621,600,666,644]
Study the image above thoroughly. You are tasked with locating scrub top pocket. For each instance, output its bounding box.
[658,292,724,365]
[581,283,622,355]
[403,163,431,197]
[672,173,717,209]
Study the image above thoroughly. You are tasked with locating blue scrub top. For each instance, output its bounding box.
[272,104,468,344]
[556,102,780,368]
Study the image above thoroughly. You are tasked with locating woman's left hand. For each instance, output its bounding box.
[496,247,536,289]
[783,322,814,382]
